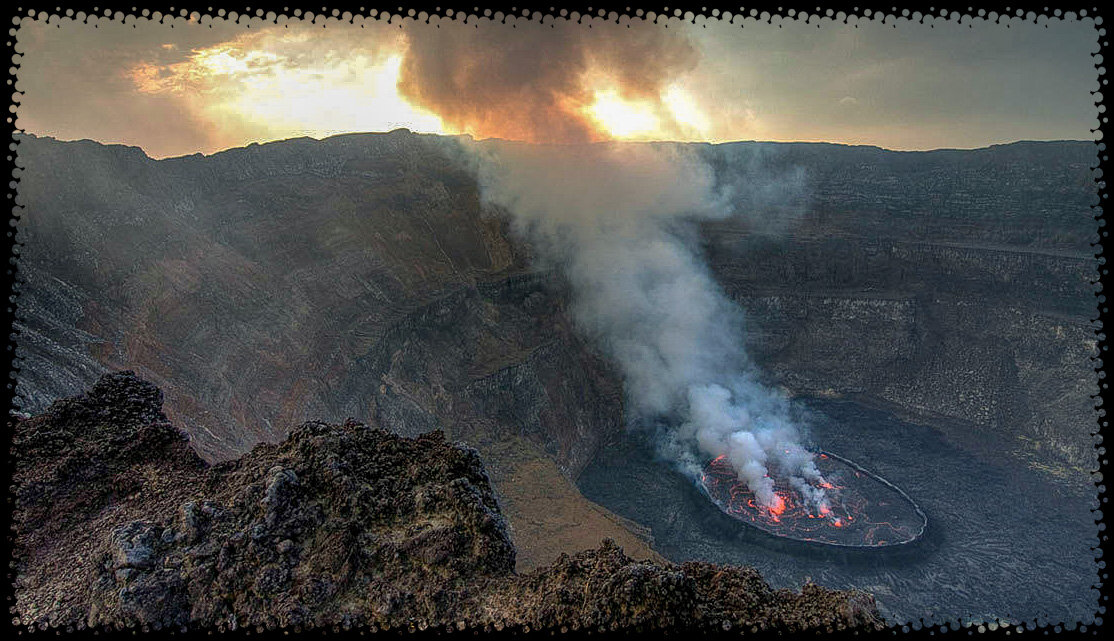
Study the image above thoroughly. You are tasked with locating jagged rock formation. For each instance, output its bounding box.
[11,373,882,632]
[14,131,525,461]
[14,133,1098,470]
[12,131,1099,571]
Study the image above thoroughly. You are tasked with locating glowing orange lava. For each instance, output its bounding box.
[700,451,925,548]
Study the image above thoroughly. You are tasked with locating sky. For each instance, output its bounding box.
[14,10,1101,158]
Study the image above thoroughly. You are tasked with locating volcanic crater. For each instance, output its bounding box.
[12,132,1101,627]
[700,449,927,549]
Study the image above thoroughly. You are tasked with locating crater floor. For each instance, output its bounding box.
[578,398,1098,626]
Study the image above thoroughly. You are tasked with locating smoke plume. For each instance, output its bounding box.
[467,140,829,513]
[399,19,699,143]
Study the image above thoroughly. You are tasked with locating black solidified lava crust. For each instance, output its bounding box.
[577,399,1097,625]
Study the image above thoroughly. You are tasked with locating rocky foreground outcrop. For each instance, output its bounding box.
[11,372,882,633]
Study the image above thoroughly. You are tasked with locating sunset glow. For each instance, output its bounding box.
[14,13,1097,157]
[130,29,713,146]
[128,29,448,146]
[202,54,446,138]
[662,85,713,136]
[584,90,662,139]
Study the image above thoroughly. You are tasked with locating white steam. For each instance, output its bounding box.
[467,141,828,513]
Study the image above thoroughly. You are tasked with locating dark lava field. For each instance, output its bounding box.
[579,398,1099,626]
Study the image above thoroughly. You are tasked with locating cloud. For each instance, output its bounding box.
[14,13,1099,156]
[397,17,701,143]
[124,25,447,144]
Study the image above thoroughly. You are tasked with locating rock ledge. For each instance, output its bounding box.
[12,372,883,632]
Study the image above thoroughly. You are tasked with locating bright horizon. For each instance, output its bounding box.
[14,11,1100,158]
[21,129,1095,163]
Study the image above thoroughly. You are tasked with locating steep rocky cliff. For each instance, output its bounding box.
[14,131,524,461]
[12,132,1099,571]
[11,373,881,632]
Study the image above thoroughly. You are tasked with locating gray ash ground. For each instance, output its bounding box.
[578,399,1099,626]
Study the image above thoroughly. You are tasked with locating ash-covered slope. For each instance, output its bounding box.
[13,133,1098,475]
[15,132,1096,474]
[14,131,524,462]
[12,132,1100,572]
[11,373,881,632]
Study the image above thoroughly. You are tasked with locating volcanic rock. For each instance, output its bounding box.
[13,132,1097,476]
[13,132,1099,571]
[11,373,882,632]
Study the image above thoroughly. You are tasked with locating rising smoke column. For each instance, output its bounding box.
[398,17,700,142]
[402,13,828,513]
[467,141,829,513]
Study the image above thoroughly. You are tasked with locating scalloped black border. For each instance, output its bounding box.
[3,1,1107,638]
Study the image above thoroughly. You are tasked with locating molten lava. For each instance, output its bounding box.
[700,451,925,548]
